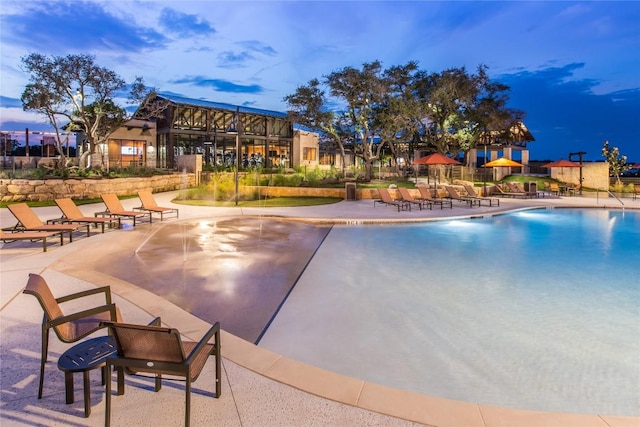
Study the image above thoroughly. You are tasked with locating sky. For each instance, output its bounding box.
[1,0,639,162]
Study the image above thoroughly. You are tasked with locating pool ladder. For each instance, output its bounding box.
[596,188,625,207]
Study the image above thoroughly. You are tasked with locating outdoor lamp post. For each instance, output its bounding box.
[227,108,240,206]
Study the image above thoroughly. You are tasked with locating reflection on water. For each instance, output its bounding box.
[89,217,331,343]
[260,209,640,416]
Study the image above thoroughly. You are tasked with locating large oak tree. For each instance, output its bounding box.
[21,53,166,170]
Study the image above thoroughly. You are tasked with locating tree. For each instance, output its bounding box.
[285,61,523,181]
[286,62,390,180]
[21,53,165,170]
[283,78,347,174]
[602,140,630,186]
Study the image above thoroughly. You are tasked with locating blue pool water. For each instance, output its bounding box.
[260,209,640,415]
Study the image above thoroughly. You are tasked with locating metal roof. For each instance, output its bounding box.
[157,93,288,119]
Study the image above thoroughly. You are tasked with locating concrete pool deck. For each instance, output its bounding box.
[1,191,639,426]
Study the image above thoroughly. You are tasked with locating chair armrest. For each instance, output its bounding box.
[185,322,220,363]
[56,285,113,305]
[49,303,118,327]
[147,317,162,326]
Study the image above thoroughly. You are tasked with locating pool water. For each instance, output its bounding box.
[259,209,640,415]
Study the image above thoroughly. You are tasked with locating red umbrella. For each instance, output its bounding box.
[412,153,461,185]
[541,159,581,168]
[412,153,461,165]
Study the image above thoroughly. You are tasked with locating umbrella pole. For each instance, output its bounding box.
[483,145,487,196]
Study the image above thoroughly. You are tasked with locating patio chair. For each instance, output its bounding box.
[54,198,120,232]
[416,186,453,209]
[443,186,481,207]
[102,320,221,427]
[493,183,527,198]
[462,184,500,207]
[0,231,57,252]
[134,190,179,221]
[100,193,151,226]
[22,273,121,399]
[7,203,90,243]
[548,182,561,197]
[373,188,411,211]
[398,187,431,210]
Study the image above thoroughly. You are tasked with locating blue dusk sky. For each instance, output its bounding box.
[1,1,639,162]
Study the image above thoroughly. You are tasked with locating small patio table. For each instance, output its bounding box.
[57,336,117,417]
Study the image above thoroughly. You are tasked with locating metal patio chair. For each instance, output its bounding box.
[22,273,121,398]
[102,320,221,426]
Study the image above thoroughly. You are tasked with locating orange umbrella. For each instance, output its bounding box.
[412,153,461,165]
[541,159,581,168]
[484,157,523,168]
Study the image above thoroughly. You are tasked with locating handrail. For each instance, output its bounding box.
[596,188,625,206]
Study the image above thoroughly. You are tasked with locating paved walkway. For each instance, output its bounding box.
[1,191,638,426]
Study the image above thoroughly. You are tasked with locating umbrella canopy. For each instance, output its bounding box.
[413,153,461,165]
[484,157,523,167]
[541,159,581,168]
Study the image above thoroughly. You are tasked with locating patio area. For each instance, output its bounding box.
[1,192,638,426]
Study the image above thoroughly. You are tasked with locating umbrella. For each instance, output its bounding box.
[484,157,523,168]
[541,159,581,168]
[482,157,522,193]
[413,152,462,166]
[542,159,582,194]
[412,153,461,185]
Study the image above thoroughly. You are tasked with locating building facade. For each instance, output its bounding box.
[141,94,296,170]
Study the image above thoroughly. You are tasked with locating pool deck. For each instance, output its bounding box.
[1,192,639,427]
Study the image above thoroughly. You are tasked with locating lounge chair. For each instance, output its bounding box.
[506,182,534,198]
[398,188,431,210]
[134,190,179,221]
[0,231,58,252]
[462,184,500,207]
[7,203,90,243]
[374,188,411,211]
[54,198,120,232]
[634,184,640,200]
[102,319,221,427]
[22,273,121,399]
[416,186,453,209]
[100,193,151,226]
[493,183,527,198]
[443,186,481,207]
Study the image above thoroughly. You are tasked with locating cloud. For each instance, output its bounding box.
[0,95,23,108]
[217,51,255,69]
[215,41,277,69]
[497,63,640,161]
[1,1,168,53]
[237,40,277,56]
[172,76,264,94]
[158,8,216,38]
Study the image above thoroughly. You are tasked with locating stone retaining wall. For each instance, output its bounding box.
[0,173,196,202]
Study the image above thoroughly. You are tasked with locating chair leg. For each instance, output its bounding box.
[215,330,221,398]
[105,363,112,427]
[38,325,49,399]
[185,378,191,427]
[154,375,161,392]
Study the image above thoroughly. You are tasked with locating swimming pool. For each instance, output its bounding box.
[259,208,640,416]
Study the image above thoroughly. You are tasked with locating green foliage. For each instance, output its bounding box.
[602,140,629,185]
